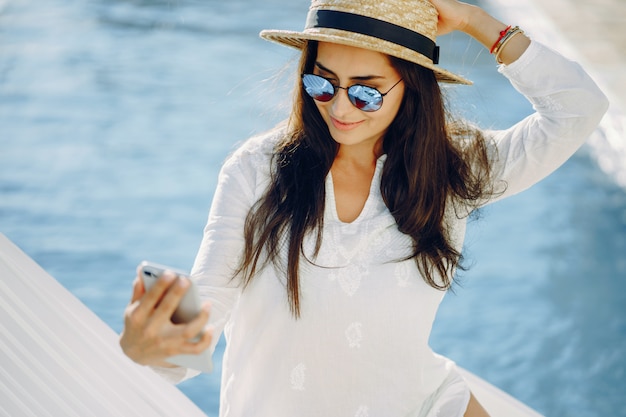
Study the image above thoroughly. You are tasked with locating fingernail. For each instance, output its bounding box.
[177,277,190,288]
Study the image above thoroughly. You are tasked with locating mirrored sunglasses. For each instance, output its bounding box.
[301,73,402,112]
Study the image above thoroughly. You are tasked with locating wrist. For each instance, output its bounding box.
[461,5,492,36]
[461,7,509,51]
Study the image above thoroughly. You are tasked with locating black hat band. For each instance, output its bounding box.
[306,9,440,64]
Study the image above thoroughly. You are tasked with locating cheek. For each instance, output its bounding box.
[376,104,400,127]
[382,93,404,124]
[313,100,331,119]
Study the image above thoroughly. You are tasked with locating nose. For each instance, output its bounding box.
[331,86,354,117]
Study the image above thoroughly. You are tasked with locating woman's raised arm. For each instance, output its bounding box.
[428,0,531,65]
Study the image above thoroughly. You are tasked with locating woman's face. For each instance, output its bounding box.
[312,42,405,154]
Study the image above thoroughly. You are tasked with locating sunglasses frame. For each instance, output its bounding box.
[301,73,403,112]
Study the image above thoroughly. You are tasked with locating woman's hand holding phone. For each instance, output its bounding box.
[119,265,213,369]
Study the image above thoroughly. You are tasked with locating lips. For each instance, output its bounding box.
[330,116,363,131]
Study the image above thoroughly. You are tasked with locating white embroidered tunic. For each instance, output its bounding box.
[159,42,608,417]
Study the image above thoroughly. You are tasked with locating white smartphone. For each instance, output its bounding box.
[138,261,213,373]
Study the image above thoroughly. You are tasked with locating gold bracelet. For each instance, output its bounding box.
[491,26,521,56]
[495,27,524,64]
[491,26,518,56]
[490,25,512,54]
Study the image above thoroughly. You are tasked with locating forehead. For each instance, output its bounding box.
[315,42,396,76]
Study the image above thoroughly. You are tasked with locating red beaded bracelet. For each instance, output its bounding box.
[490,25,512,54]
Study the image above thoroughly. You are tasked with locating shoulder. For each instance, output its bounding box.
[217,123,288,195]
[223,123,287,173]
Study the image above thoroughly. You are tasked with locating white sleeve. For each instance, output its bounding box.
[154,137,272,383]
[191,145,268,352]
[484,40,609,203]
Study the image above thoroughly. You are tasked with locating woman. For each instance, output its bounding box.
[120,0,608,416]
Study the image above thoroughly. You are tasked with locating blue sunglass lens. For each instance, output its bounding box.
[302,74,335,102]
[302,74,383,111]
[348,85,382,111]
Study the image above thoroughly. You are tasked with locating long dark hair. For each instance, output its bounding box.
[235,41,494,317]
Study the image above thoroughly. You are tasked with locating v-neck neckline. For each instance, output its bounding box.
[325,155,386,225]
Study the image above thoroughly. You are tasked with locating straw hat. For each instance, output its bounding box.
[260,0,471,85]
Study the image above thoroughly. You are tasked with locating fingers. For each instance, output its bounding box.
[130,275,145,304]
[121,300,211,365]
[181,302,211,341]
[149,275,191,324]
[179,321,214,355]
[157,301,212,355]
[180,328,214,355]
[147,302,213,357]
[133,271,178,321]
[428,0,475,36]
[121,269,212,366]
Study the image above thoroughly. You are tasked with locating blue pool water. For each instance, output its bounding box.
[1,1,625,416]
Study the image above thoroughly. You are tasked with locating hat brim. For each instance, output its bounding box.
[260,28,472,85]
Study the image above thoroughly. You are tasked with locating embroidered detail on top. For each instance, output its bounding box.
[290,363,307,391]
[369,225,391,249]
[355,405,370,417]
[345,322,363,348]
[332,224,368,262]
[395,261,411,287]
[329,263,369,296]
[533,95,564,112]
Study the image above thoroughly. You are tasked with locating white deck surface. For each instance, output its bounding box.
[0,233,207,417]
